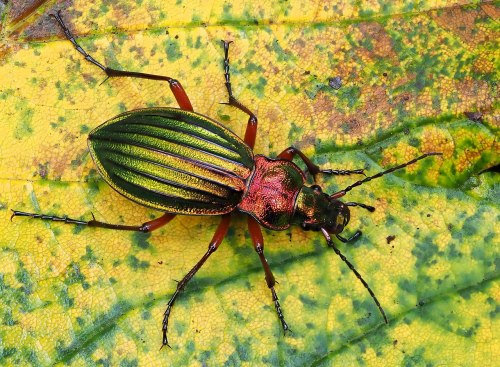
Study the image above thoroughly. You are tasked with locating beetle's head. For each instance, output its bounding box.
[293,185,350,234]
[323,198,350,234]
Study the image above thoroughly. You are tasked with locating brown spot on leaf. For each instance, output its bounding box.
[8,0,46,26]
[431,5,497,46]
[358,22,397,59]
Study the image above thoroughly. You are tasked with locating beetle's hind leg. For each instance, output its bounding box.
[220,41,258,149]
[51,11,193,111]
[247,217,290,334]
[161,215,231,348]
[11,210,175,232]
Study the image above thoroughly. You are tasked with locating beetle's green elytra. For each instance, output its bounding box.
[89,108,253,215]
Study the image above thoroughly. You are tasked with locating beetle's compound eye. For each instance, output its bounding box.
[336,214,345,232]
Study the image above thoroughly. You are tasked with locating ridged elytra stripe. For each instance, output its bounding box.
[92,136,245,184]
[97,144,243,193]
[101,149,238,200]
[100,121,244,163]
[91,130,248,177]
[103,157,236,204]
[88,107,254,215]
[134,112,241,150]
[91,108,252,164]
[91,131,249,178]
[110,116,243,156]
[106,163,236,215]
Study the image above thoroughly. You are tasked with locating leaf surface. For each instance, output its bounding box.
[0,1,498,366]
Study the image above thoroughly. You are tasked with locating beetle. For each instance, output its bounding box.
[12,12,442,348]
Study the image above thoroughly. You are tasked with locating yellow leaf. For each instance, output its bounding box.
[1,1,498,366]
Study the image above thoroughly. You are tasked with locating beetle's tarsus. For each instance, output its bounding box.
[277,147,367,182]
[271,287,290,334]
[220,40,258,148]
[51,11,107,72]
[9,210,88,225]
[159,333,172,350]
[162,295,175,350]
[52,11,194,111]
[160,216,230,350]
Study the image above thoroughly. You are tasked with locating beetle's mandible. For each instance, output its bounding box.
[12,12,442,348]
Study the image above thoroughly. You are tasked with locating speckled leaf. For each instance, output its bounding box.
[0,1,498,366]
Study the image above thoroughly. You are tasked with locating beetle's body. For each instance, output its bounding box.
[90,107,312,231]
[90,107,337,233]
[13,12,442,349]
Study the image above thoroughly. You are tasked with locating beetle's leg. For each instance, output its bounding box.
[161,214,231,348]
[11,210,175,233]
[220,41,258,149]
[278,147,365,181]
[247,217,290,334]
[51,11,193,111]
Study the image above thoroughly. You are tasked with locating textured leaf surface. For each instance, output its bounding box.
[0,1,498,366]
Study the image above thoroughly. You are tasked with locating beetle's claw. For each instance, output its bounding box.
[282,322,292,335]
[99,76,110,86]
[160,336,172,350]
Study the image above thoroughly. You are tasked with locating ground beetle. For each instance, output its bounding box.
[12,12,442,348]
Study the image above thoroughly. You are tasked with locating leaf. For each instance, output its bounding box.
[0,1,498,366]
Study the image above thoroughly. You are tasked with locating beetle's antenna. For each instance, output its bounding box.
[345,202,375,212]
[321,228,388,324]
[336,231,362,243]
[331,152,442,199]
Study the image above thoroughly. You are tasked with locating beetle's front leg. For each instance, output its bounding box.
[247,217,290,333]
[52,11,193,111]
[161,214,231,348]
[278,147,365,182]
[220,41,258,149]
